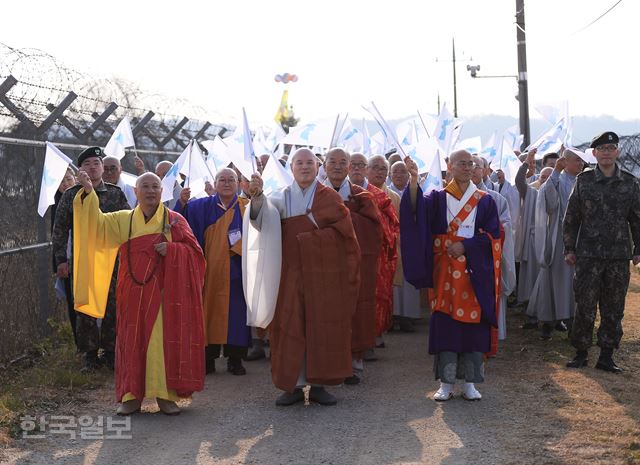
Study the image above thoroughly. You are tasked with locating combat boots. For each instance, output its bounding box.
[595,348,623,373]
[566,350,589,368]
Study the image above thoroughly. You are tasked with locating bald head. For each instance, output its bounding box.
[291,148,318,188]
[367,155,390,188]
[325,148,350,187]
[134,172,163,210]
[155,161,173,179]
[135,171,162,187]
[348,153,368,186]
[214,167,238,184]
[390,160,409,190]
[449,150,472,164]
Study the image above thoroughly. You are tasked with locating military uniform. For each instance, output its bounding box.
[52,181,130,358]
[563,163,640,353]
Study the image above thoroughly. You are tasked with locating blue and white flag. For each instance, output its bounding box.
[38,142,73,217]
[104,117,135,160]
[362,118,371,157]
[529,117,567,156]
[421,144,443,194]
[282,118,335,148]
[242,107,255,169]
[262,151,294,195]
[433,103,455,155]
[480,131,501,163]
[491,138,522,185]
[161,141,191,203]
[455,136,483,155]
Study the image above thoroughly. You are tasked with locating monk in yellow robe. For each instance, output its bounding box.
[73,171,206,416]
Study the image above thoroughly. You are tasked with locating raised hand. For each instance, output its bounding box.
[249,173,264,197]
[179,187,191,206]
[78,169,93,193]
[134,155,146,175]
[404,156,419,185]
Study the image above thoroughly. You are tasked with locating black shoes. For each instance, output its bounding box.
[540,323,553,340]
[595,350,623,373]
[275,387,337,406]
[100,351,115,370]
[205,357,216,374]
[275,389,304,406]
[520,320,539,330]
[566,350,589,368]
[244,339,267,361]
[399,317,415,333]
[344,375,360,386]
[309,387,337,406]
[227,357,247,376]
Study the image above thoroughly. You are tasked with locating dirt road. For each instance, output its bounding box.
[3,300,640,465]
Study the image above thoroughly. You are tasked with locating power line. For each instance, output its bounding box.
[572,0,624,35]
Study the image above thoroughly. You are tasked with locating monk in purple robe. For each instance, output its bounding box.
[175,168,251,376]
[400,151,501,402]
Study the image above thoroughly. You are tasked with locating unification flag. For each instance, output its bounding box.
[421,145,443,194]
[103,117,135,160]
[37,142,73,217]
[161,141,191,203]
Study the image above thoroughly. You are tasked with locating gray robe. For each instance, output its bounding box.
[514,162,540,306]
[389,183,422,319]
[528,170,577,322]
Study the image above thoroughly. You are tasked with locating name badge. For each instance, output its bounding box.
[458,224,474,239]
[228,228,242,246]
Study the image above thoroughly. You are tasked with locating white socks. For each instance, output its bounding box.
[433,382,482,401]
[433,382,455,401]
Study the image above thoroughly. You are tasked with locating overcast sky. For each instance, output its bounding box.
[2,0,638,126]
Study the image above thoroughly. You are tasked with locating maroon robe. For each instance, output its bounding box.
[115,210,206,401]
[270,184,361,392]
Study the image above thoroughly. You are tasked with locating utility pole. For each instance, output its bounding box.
[516,0,531,147]
[452,38,458,117]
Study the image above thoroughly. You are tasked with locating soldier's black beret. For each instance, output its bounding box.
[590,131,619,149]
[77,146,104,166]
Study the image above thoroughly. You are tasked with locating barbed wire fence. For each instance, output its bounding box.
[0,43,233,363]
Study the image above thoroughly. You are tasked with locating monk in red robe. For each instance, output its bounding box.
[323,148,383,385]
[73,171,206,416]
[349,153,399,357]
[247,148,361,406]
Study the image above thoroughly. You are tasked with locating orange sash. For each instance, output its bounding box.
[429,190,502,325]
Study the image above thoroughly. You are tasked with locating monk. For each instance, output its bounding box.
[175,168,251,375]
[248,148,361,406]
[323,148,383,385]
[73,171,206,416]
[349,153,399,358]
[401,151,501,402]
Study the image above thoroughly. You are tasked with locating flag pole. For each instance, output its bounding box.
[186,140,193,188]
[416,110,431,138]
[370,101,408,159]
[328,113,341,149]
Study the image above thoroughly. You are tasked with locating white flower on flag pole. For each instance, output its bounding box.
[38,142,73,217]
[104,117,135,160]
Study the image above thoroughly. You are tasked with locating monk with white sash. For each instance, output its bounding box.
[400,151,501,402]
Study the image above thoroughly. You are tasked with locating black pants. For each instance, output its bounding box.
[206,344,248,361]
[61,277,78,347]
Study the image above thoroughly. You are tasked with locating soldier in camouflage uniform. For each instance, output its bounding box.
[52,147,130,371]
[563,132,640,373]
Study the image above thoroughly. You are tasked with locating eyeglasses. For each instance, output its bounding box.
[454,161,475,168]
[595,144,618,153]
[350,162,367,169]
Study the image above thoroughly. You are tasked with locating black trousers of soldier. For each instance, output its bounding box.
[571,258,629,351]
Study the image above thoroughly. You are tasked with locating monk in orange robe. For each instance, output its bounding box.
[349,153,399,356]
[248,148,361,406]
[73,171,206,416]
[323,148,383,385]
